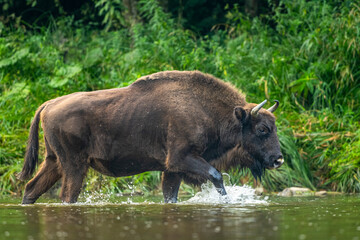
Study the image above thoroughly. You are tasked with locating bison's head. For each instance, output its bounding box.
[234,100,284,179]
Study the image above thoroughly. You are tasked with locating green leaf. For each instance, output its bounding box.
[49,77,70,88]
[84,48,103,67]
[0,48,30,68]
[56,65,82,78]
[49,65,82,88]
[0,82,30,101]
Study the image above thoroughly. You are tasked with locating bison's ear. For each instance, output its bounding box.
[234,106,249,123]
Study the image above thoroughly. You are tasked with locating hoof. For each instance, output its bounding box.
[217,187,227,196]
[164,197,177,203]
[22,197,36,204]
[222,195,231,203]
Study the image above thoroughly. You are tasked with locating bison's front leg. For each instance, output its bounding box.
[166,153,227,200]
[162,172,182,203]
[208,167,227,196]
[182,155,227,197]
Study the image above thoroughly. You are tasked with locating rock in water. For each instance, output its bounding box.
[278,187,312,197]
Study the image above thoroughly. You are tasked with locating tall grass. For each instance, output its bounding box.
[0,0,359,195]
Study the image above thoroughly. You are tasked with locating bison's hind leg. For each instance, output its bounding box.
[58,152,89,204]
[60,167,88,203]
[22,155,62,204]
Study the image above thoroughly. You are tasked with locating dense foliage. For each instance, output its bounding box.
[0,0,359,197]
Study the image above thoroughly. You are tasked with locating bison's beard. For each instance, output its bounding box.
[249,160,266,181]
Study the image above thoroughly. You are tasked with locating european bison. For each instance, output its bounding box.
[18,71,283,204]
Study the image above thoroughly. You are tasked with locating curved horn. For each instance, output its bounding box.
[251,99,267,116]
[267,100,279,113]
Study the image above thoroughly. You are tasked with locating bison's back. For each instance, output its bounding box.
[42,71,244,126]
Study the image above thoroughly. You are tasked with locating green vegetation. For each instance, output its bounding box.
[0,0,359,197]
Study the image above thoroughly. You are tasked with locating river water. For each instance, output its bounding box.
[1,184,360,240]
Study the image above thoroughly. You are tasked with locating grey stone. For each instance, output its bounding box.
[278,187,313,197]
[315,191,327,197]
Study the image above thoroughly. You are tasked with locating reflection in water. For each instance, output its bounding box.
[1,195,360,240]
[1,202,277,240]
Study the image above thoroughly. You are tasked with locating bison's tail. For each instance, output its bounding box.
[17,104,47,181]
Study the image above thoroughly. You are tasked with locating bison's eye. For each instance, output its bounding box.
[257,125,269,135]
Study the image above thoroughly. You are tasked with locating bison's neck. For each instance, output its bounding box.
[201,116,242,161]
[201,138,234,162]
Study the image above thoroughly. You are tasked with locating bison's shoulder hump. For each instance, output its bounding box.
[132,71,244,98]
[133,70,221,86]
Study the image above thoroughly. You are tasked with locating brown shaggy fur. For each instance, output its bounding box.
[18,70,282,204]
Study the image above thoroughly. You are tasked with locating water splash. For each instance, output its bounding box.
[183,174,268,205]
[25,174,268,206]
[77,190,156,205]
[79,191,113,205]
